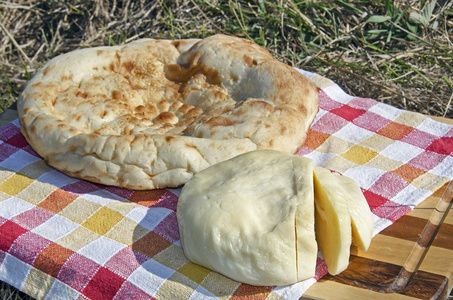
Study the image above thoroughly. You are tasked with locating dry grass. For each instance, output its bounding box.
[1,0,452,117]
[0,0,452,299]
[0,281,33,300]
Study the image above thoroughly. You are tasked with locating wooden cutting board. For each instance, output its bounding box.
[1,105,452,300]
[304,115,453,300]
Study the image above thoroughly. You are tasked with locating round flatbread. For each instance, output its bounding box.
[18,34,319,189]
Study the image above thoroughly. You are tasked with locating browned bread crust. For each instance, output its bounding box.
[18,34,318,190]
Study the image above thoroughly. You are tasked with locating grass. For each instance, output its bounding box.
[1,0,452,117]
[0,0,452,299]
[0,281,32,300]
[0,1,452,114]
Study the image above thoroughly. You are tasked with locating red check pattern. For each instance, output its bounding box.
[0,68,452,300]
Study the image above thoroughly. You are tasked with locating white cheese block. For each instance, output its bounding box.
[177,150,317,286]
[330,172,374,251]
[313,166,352,275]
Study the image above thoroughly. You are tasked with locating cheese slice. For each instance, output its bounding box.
[293,157,318,281]
[313,166,352,275]
[177,150,317,286]
[331,172,374,251]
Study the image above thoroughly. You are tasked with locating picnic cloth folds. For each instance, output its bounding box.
[1,68,452,300]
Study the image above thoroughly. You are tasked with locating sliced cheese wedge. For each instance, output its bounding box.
[293,156,318,281]
[313,166,352,275]
[331,172,374,251]
[177,150,317,286]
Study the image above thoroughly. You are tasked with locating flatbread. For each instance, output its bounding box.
[18,34,319,189]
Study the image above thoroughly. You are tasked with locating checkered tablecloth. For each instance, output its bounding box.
[1,69,452,300]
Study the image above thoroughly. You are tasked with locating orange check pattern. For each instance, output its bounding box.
[0,69,452,300]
